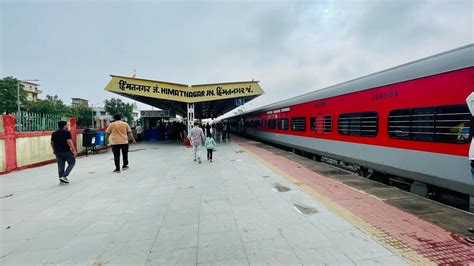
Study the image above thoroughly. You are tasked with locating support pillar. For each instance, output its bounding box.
[187,103,195,133]
[3,115,17,172]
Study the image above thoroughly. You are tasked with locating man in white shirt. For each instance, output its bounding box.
[188,121,205,164]
[466,92,474,178]
[136,124,143,142]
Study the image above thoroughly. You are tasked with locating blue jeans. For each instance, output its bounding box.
[56,152,76,178]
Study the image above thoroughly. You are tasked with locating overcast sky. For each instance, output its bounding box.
[1,0,472,114]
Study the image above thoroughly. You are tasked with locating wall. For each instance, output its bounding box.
[0,116,109,175]
[16,135,55,167]
[0,117,4,172]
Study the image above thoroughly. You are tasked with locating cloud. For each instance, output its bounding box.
[1,0,472,114]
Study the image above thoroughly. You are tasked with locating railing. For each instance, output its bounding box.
[12,112,67,132]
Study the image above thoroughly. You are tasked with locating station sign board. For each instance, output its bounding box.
[104,75,264,103]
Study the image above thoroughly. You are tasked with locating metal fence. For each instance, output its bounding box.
[13,112,68,132]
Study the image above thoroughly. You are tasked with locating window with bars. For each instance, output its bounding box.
[268,119,276,130]
[291,117,306,131]
[312,115,332,134]
[277,118,289,130]
[338,112,378,137]
[315,116,324,134]
[388,104,471,143]
[324,116,333,132]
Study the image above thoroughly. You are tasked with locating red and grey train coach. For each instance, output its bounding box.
[227,44,474,211]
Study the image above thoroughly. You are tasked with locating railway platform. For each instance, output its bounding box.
[0,137,473,265]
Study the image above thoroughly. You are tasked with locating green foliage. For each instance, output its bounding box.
[21,93,92,120]
[68,104,93,119]
[0,77,28,113]
[104,98,133,121]
[26,95,69,114]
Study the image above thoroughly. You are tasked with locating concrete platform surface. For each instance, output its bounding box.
[0,141,407,265]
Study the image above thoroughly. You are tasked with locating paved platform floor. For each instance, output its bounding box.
[0,140,408,265]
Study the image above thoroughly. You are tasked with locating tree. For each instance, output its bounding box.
[104,98,133,121]
[68,104,93,128]
[0,77,28,114]
[68,105,92,118]
[26,95,69,114]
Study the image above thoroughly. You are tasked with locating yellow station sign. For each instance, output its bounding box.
[104,75,264,103]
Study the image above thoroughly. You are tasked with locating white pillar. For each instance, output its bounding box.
[187,103,195,133]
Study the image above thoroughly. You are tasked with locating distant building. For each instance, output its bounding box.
[92,106,111,129]
[71,98,89,107]
[132,103,140,121]
[20,81,42,101]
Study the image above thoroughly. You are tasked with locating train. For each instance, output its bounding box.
[225,44,474,212]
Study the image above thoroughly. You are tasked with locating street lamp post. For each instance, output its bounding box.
[17,79,39,114]
[91,104,94,128]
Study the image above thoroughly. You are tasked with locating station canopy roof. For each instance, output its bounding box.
[104,75,264,119]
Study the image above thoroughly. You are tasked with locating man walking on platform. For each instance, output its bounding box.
[189,121,205,164]
[51,121,77,184]
[106,114,136,173]
[136,123,143,142]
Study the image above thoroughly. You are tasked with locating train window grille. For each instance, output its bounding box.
[338,112,378,137]
[277,118,289,130]
[315,116,324,134]
[388,104,471,143]
[387,109,411,140]
[324,116,333,132]
[268,119,277,130]
[250,119,260,129]
[291,117,306,131]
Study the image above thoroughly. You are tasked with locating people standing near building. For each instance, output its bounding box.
[205,133,217,162]
[205,122,212,138]
[106,114,136,173]
[51,121,77,184]
[136,123,143,142]
[222,122,228,140]
[216,121,223,142]
[188,121,205,164]
[211,122,216,139]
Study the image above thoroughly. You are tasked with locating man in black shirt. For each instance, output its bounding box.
[51,121,77,184]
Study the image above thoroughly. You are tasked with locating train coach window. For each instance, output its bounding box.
[291,117,306,131]
[324,116,333,132]
[338,112,378,137]
[388,109,411,139]
[436,105,471,143]
[310,117,316,131]
[268,119,276,130]
[389,105,471,143]
[315,116,324,134]
[411,107,436,141]
[277,118,289,130]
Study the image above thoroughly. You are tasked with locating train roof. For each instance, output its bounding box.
[243,44,474,116]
